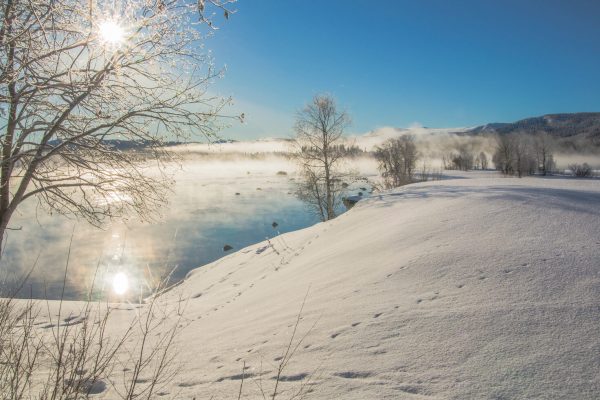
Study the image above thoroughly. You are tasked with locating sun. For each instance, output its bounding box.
[99,20,125,45]
[112,272,129,295]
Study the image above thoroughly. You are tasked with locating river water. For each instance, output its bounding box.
[1,156,371,300]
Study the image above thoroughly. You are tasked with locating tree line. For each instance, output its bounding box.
[291,96,596,223]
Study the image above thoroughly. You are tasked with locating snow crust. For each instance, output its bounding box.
[33,173,600,398]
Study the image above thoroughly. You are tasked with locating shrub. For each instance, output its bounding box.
[568,163,592,177]
[0,267,183,400]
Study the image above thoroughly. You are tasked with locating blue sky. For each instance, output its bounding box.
[207,0,600,139]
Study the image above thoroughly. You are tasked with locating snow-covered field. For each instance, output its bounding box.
[26,172,600,399]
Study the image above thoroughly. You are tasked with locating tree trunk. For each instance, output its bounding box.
[323,142,334,220]
[1,8,17,256]
[0,210,12,256]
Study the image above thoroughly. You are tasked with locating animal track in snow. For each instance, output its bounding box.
[65,378,106,394]
[271,373,308,382]
[395,385,425,395]
[216,372,256,382]
[255,245,269,254]
[334,371,373,379]
[177,381,199,387]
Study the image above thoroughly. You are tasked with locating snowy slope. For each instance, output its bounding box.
[35,173,600,399]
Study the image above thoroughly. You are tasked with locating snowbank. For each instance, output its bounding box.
[32,173,600,398]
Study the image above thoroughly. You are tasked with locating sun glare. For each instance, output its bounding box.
[112,272,129,295]
[99,20,125,45]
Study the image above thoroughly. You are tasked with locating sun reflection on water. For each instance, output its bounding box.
[112,272,129,295]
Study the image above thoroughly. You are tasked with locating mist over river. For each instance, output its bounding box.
[1,156,373,300]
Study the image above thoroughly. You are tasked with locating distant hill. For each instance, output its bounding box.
[47,139,208,151]
[467,112,600,141]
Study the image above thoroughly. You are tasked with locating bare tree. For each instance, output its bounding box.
[374,134,418,188]
[512,135,527,178]
[493,133,538,178]
[476,151,488,170]
[493,134,515,175]
[0,0,237,252]
[568,163,592,177]
[533,132,554,175]
[293,94,350,221]
[513,134,537,178]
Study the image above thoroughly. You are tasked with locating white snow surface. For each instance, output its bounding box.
[34,173,600,399]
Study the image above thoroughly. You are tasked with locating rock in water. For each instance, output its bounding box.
[272,222,279,228]
[223,244,233,252]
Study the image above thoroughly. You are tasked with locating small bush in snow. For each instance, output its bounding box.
[568,163,592,177]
